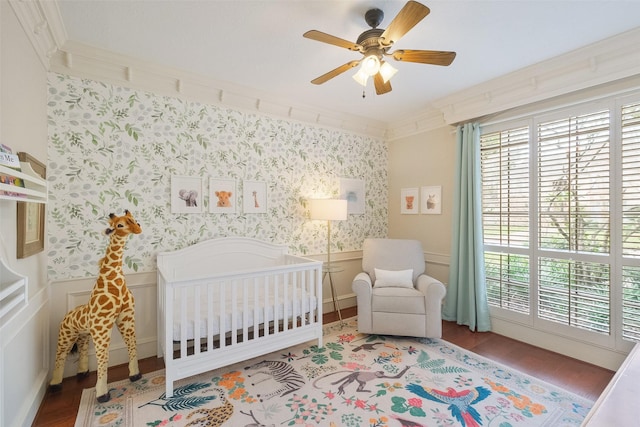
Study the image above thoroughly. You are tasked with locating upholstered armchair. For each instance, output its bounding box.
[352,238,446,338]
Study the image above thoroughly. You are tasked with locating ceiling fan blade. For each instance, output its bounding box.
[391,49,456,66]
[311,61,361,85]
[380,1,430,47]
[303,30,363,52]
[373,73,392,95]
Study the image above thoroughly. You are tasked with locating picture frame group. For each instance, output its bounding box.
[400,185,442,215]
[171,176,267,214]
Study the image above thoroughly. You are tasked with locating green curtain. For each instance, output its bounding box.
[443,122,491,332]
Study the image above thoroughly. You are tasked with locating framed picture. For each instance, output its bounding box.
[17,152,46,258]
[421,185,442,214]
[171,175,203,213]
[400,187,419,214]
[243,180,267,213]
[340,178,365,215]
[209,178,236,213]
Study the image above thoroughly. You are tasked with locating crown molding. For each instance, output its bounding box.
[430,26,640,125]
[47,40,388,138]
[13,1,640,141]
[8,0,65,69]
[385,108,450,142]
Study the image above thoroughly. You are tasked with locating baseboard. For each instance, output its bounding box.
[15,368,48,427]
[491,316,628,371]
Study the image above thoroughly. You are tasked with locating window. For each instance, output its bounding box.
[622,101,640,341]
[481,95,640,348]
[537,110,610,334]
[481,127,530,313]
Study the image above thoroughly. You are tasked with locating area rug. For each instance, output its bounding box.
[75,319,592,427]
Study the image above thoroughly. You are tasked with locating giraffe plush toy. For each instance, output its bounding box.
[49,210,142,402]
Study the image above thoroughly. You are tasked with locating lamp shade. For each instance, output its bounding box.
[309,199,348,221]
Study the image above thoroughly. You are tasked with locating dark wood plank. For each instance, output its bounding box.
[440,321,614,401]
[32,309,614,426]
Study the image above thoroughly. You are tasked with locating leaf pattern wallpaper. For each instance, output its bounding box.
[46,73,388,280]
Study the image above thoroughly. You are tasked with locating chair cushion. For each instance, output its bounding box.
[374,268,413,288]
[372,287,426,314]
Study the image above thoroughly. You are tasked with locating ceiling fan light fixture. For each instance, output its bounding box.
[352,69,369,86]
[361,54,380,76]
[379,61,398,83]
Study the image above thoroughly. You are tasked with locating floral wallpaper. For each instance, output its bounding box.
[46,73,388,280]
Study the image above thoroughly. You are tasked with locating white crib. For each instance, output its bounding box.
[156,237,323,397]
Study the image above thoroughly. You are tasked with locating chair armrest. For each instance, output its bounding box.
[416,274,446,302]
[352,272,373,297]
[352,272,374,332]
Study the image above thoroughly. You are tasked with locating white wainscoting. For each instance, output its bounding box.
[49,271,158,379]
[1,286,49,427]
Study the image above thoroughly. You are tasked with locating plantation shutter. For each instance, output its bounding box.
[621,101,640,341]
[536,110,610,333]
[481,127,530,313]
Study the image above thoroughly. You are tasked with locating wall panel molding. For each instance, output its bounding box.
[49,271,158,378]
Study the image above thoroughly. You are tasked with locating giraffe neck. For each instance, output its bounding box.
[98,232,129,280]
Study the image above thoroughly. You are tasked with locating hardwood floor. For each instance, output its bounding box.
[32,307,614,426]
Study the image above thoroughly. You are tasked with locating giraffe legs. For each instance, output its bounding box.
[116,306,141,382]
[49,312,81,391]
[92,320,115,402]
[76,333,91,378]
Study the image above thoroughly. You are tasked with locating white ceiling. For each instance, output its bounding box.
[54,0,640,124]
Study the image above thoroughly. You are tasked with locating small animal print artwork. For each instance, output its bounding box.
[209,179,236,213]
[171,176,203,213]
[405,195,414,210]
[179,189,198,207]
[401,188,419,214]
[421,186,442,214]
[243,181,267,213]
[426,194,437,210]
[215,190,233,207]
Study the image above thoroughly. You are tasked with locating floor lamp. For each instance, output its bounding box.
[309,199,348,323]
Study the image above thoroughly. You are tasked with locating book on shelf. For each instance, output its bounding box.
[0,144,26,197]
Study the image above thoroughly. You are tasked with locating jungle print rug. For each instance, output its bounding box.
[75,319,592,427]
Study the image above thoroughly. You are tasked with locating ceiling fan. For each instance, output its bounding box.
[303,0,456,95]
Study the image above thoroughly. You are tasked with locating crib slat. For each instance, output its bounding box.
[253,277,259,337]
[219,282,226,349]
[292,271,298,329]
[207,283,214,352]
[283,272,289,332]
[193,286,201,356]
[274,274,280,334]
[301,270,307,327]
[242,279,249,342]
[180,286,188,358]
[231,280,238,346]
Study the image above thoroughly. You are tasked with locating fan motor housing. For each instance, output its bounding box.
[356,28,385,49]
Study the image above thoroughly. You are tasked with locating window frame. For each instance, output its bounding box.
[481,94,640,353]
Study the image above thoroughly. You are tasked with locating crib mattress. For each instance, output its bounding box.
[171,292,318,341]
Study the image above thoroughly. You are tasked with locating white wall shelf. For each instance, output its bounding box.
[0,162,47,203]
[0,259,28,325]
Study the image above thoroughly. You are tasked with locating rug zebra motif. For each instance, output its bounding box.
[75,319,593,427]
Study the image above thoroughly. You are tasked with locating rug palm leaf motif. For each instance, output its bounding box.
[75,319,593,427]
